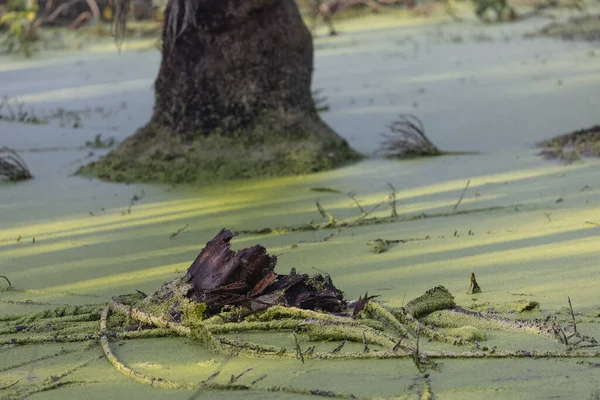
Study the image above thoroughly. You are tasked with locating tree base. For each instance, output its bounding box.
[78,113,362,184]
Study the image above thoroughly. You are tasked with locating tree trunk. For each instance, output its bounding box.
[82,0,361,184]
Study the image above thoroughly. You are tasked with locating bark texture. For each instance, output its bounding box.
[82,0,360,184]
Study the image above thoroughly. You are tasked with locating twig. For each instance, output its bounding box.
[170,224,189,239]
[453,179,471,211]
[317,202,383,242]
[0,275,12,289]
[552,317,569,345]
[348,192,366,216]
[330,340,347,354]
[367,236,430,253]
[0,379,19,390]
[230,367,253,383]
[585,221,600,227]
[393,332,409,352]
[251,374,267,385]
[568,296,577,334]
[294,333,305,364]
[362,331,370,354]
[413,325,422,372]
[316,200,338,225]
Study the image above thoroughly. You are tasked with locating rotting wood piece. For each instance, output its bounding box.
[144,229,345,318]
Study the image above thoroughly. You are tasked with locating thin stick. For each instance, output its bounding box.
[348,192,366,216]
[251,374,267,385]
[230,367,253,383]
[362,331,370,353]
[189,355,233,400]
[317,202,383,243]
[316,200,338,225]
[453,179,471,211]
[170,224,189,239]
[0,275,12,289]
[330,340,347,354]
[568,296,577,334]
[0,380,19,390]
[294,333,305,364]
[413,325,422,372]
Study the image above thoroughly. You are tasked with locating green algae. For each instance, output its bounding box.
[445,326,486,342]
[182,301,207,325]
[402,286,456,319]
[468,300,541,314]
[297,319,395,349]
[421,309,549,336]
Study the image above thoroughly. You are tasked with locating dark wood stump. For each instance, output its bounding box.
[140,229,345,319]
[81,0,361,184]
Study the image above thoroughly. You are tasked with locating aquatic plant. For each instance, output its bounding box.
[379,114,441,158]
[0,146,32,182]
[0,96,45,124]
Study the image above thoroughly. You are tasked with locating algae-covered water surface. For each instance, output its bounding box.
[2,7,600,400]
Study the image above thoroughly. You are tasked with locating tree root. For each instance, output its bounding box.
[2,286,598,398]
[297,319,398,349]
[99,306,391,399]
[0,332,100,346]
